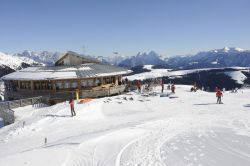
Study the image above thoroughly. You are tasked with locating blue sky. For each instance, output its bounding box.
[0,0,250,57]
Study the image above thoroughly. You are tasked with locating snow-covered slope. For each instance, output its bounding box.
[0,85,250,166]
[0,50,61,78]
[0,52,43,78]
[0,52,38,70]
[127,65,249,83]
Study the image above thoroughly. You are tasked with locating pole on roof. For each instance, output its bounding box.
[82,45,85,55]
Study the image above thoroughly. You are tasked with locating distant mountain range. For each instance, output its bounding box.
[118,51,166,68]
[118,47,250,69]
[1,47,250,78]
[164,47,250,69]
[14,50,61,66]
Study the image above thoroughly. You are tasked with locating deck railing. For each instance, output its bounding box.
[5,85,127,100]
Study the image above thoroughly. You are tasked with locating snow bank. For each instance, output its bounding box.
[224,71,247,84]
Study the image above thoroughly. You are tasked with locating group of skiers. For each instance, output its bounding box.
[136,79,176,94]
[69,79,229,116]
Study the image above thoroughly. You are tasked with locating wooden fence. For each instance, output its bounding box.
[0,96,45,126]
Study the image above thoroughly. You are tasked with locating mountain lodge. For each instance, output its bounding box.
[1,51,131,101]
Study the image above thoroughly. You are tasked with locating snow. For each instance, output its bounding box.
[0,85,250,166]
[57,66,92,71]
[143,65,153,70]
[235,47,245,52]
[211,60,219,64]
[0,80,4,101]
[224,71,247,84]
[0,52,37,70]
[96,71,132,77]
[223,46,230,52]
[78,66,92,71]
[0,118,3,128]
[1,71,77,80]
[127,66,220,81]
[127,66,249,85]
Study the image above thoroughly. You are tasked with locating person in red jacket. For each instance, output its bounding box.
[70,99,76,116]
[216,89,223,104]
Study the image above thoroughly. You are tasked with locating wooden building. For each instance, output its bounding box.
[1,52,131,101]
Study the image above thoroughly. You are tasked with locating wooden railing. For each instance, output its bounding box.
[5,85,127,100]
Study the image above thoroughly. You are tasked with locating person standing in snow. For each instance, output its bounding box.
[70,99,76,116]
[171,84,176,93]
[137,80,141,93]
[167,83,171,90]
[216,89,223,104]
[161,80,164,93]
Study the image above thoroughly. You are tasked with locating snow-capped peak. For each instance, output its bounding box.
[222,46,230,52]
[235,47,245,52]
[212,47,245,53]
[0,52,35,70]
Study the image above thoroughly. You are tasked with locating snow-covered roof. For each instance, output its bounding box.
[1,63,131,81]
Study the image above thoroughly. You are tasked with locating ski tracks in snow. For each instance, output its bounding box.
[61,128,146,166]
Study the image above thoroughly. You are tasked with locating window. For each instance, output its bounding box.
[71,82,78,88]
[56,82,63,90]
[64,81,70,89]
[41,82,46,89]
[81,80,87,88]
[104,77,111,84]
[20,81,31,89]
[47,82,52,90]
[34,82,41,90]
[111,77,115,84]
[95,79,100,86]
[87,79,94,87]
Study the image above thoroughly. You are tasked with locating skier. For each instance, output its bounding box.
[171,84,176,93]
[137,80,141,93]
[194,82,197,91]
[161,80,164,93]
[216,89,223,104]
[167,83,171,90]
[70,99,76,116]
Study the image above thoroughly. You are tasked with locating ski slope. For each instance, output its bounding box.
[0,85,250,166]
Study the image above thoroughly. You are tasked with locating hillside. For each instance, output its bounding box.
[127,65,250,90]
[0,85,250,166]
[0,52,43,77]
